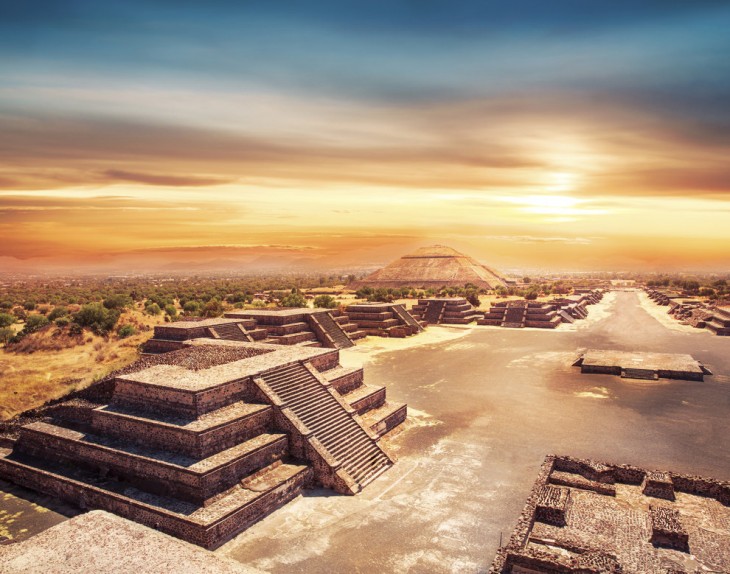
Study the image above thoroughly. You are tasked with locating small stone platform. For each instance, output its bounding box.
[491,455,730,574]
[573,349,712,381]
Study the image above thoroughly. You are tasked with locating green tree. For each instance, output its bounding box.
[0,327,14,345]
[202,298,223,317]
[313,295,337,309]
[74,303,121,334]
[103,294,133,310]
[0,312,15,328]
[145,303,162,316]
[164,304,178,318]
[183,300,201,315]
[48,307,69,321]
[22,314,50,335]
[117,324,137,339]
[281,292,307,308]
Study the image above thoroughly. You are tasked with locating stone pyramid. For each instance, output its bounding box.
[354,245,506,290]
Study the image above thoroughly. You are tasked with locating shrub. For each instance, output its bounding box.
[202,298,223,318]
[103,294,133,310]
[164,304,178,318]
[22,314,50,334]
[23,301,37,311]
[313,295,337,309]
[145,303,162,316]
[48,306,69,321]
[0,312,14,328]
[54,316,71,328]
[117,324,137,339]
[183,301,201,315]
[73,303,121,334]
[280,292,307,308]
[466,291,480,308]
[0,327,14,345]
[525,290,538,301]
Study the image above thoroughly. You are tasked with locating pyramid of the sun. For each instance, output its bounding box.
[354,245,507,290]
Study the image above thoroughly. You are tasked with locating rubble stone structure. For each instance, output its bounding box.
[352,245,507,290]
[344,303,424,337]
[0,338,406,549]
[410,298,482,325]
[491,455,730,574]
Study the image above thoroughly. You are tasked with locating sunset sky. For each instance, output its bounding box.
[1,1,730,274]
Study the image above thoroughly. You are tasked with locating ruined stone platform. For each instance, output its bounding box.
[573,349,711,381]
[491,455,730,574]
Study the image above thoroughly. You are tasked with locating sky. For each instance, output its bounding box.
[1,0,730,274]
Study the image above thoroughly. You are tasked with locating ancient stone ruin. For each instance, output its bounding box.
[344,303,424,337]
[0,338,406,549]
[479,301,561,329]
[410,297,482,325]
[490,455,730,574]
[477,290,603,329]
[352,245,507,290]
[574,349,712,381]
[143,309,364,354]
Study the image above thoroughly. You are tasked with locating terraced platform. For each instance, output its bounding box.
[0,339,406,548]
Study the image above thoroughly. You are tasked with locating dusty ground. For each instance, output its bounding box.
[2,291,729,572]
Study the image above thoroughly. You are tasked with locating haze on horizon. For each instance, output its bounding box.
[1,1,730,275]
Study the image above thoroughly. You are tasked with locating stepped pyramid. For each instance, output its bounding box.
[354,245,506,290]
[0,339,406,549]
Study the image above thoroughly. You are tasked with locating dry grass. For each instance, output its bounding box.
[0,309,163,421]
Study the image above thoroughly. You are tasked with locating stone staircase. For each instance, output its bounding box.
[208,322,253,342]
[391,304,424,332]
[308,312,354,348]
[261,363,391,488]
[424,301,446,324]
[502,306,526,328]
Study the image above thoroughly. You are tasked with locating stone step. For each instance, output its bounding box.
[91,402,273,459]
[17,422,288,504]
[320,365,364,394]
[344,384,386,414]
[0,448,311,549]
[265,332,317,345]
[361,402,408,438]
